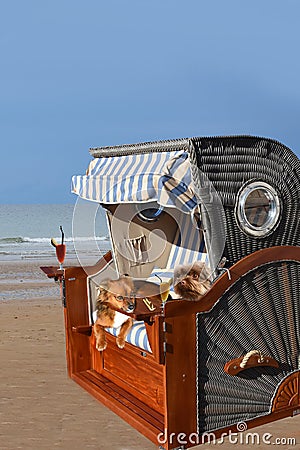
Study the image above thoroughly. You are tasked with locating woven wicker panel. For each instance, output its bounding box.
[191,137,300,265]
[197,259,300,433]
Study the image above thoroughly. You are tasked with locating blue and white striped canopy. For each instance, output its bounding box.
[72,150,198,211]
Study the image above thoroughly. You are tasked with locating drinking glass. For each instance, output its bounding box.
[56,244,66,270]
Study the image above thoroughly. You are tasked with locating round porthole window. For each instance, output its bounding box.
[235,181,281,237]
[136,202,164,222]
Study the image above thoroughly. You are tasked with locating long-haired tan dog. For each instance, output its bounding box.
[174,261,211,300]
[93,276,135,351]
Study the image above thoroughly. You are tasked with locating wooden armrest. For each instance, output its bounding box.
[164,247,300,319]
[40,266,63,279]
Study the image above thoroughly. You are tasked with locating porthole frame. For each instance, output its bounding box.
[235,180,281,238]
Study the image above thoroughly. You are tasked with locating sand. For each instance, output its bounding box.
[0,260,299,450]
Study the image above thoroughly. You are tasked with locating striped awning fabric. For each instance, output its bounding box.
[71,150,197,211]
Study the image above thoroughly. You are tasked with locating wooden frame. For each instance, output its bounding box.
[42,245,300,449]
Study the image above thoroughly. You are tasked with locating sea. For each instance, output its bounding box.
[0,203,111,264]
[0,203,111,301]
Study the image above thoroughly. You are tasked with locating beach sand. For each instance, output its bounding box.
[0,261,299,450]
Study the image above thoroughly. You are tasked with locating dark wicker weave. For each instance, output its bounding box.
[191,136,300,265]
[90,137,189,157]
[90,135,300,266]
[197,258,300,433]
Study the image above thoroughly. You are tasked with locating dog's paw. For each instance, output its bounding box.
[96,340,107,351]
[116,337,126,349]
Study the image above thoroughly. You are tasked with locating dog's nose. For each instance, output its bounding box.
[179,279,186,286]
[127,303,135,312]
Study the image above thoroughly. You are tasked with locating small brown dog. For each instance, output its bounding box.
[173,261,211,300]
[93,276,135,351]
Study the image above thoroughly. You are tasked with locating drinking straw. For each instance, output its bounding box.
[60,226,64,245]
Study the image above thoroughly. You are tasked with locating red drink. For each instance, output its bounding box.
[56,244,66,267]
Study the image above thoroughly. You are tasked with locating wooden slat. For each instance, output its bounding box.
[144,315,165,364]
[72,370,164,445]
[164,313,197,449]
[86,369,164,425]
[64,266,92,375]
[92,332,164,414]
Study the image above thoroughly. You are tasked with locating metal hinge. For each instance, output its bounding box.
[163,341,167,355]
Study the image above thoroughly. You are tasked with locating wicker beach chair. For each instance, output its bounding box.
[43,135,300,449]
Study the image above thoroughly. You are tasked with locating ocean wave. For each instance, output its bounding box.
[0,236,110,245]
[0,237,26,244]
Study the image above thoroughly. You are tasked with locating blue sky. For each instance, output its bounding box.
[1,0,300,203]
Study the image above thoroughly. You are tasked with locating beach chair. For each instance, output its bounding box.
[42,135,300,449]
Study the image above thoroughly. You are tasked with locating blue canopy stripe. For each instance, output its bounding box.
[166,211,208,268]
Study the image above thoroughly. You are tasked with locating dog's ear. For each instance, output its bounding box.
[193,262,211,282]
[173,265,186,286]
[119,274,134,291]
[96,281,109,296]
